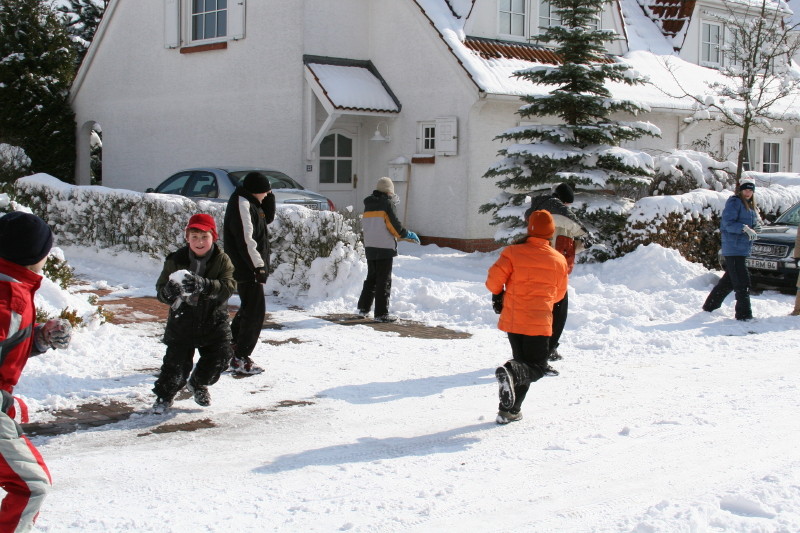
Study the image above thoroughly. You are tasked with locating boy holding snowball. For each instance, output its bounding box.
[152,214,236,413]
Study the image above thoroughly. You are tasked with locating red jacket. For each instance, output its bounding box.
[0,258,41,395]
[486,237,568,336]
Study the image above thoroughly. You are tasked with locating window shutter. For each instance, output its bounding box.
[723,133,739,163]
[435,116,458,156]
[792,138,800,172]
[164,0,180,49]
[230,0,246,40]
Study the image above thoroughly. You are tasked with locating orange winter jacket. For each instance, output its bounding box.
[486,237,569,336]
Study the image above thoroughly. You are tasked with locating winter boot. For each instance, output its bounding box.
[496,409,523,425]
[495,365,516,411]
[374,314,398,323]
[357,309,369,318]
[231,356,264,375]
[548,347,562,361]
[542,364,560,376]
[791,291,800,316]
[152,397,173,415]
[186,379,211,407]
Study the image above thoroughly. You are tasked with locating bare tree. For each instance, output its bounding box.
[665,0,800,181]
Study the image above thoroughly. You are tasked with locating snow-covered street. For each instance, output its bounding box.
[15,242,800,532]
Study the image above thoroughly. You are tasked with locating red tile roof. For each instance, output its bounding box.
[636,0,696,49]
[463,36,613,64]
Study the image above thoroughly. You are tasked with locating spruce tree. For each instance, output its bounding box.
[480,0,659,242]
[0,0,76,182]
[59,0,107,68]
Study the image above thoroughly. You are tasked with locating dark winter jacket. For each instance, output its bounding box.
[720,195,757,257]
[362,190,411,260]
[155,244,236,347]
[223,187,276,282]
[525,194,588,273]
[0,258,41,395]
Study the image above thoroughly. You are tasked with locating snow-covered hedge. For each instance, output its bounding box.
[621,184,800,268]
[9,174,364,297]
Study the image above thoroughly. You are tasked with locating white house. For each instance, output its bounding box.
[70,0,800,251]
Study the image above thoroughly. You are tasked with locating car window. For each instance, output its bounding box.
[186,172,218,198]
[775,203,800,226]
[264,171,302,190]
[156,172,192,195]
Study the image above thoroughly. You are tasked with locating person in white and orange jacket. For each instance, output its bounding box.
[486,210,568,425]
[0,212,72,532]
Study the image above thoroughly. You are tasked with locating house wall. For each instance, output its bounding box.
[72,1,310,191]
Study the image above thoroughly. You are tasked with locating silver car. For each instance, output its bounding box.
[147,167,335,210]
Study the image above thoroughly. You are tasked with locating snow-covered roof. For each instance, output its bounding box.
[413,0,800,115]
[304,57,401,114]
[635,0,696,51]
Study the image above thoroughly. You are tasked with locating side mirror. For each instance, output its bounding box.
[145,188,154,193]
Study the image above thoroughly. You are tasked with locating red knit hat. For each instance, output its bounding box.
[186,213,218,241]
[527,210,555,240]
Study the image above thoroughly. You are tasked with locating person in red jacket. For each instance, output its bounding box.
[486,210,568,424]
[0,212,72,532]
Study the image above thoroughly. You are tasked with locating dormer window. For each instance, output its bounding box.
[499,0,527,38]
[701,21,723,66]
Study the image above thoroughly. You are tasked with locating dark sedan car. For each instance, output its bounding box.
[746,200,800,292]
[147,167,335,211]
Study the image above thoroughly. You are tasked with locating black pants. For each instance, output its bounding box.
[231,281,265,358]
[502,333,549,412]
[357,257,393,316]
[550,291,568,354]
[703,256,752,320]
[153,340,231,400]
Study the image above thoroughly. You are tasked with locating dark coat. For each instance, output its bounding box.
[155,244,236,347]
[361,190,410,260]
[223,187,276,282]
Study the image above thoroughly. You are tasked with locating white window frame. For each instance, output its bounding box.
[189,0,228,44]
[418,121,436,154]
[701,21,723,67]
[319,132,355,190]
[742,138,756,171]
[164,0,246,49]
[498,0,527,39]
[762,139,781,173]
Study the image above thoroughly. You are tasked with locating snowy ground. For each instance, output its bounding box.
[17,242,800,532]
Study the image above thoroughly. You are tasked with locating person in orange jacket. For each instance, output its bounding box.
[485,210,568,424]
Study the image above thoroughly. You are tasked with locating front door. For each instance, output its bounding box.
[318,130,358,210]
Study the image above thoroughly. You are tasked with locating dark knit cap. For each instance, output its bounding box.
[0,212,54,266]
[554,183,575,204]
[242,172,272,194]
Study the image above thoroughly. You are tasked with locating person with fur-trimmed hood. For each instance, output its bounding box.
[0,212,73,532]
[356,177,420,323]
[223,172,276,375]
[523,183,591,362]
[153,214,236,413]
[486,210,569,424]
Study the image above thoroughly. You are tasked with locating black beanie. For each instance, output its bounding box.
[554,183,575,204]
[242,172,272,194]
[0,212,54,266]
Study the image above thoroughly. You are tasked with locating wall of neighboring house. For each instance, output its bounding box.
[73,2,310,192]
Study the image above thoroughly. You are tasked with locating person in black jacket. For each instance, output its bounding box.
[357,177,420,322]
[153,214,236,413]
[223,172,275,374]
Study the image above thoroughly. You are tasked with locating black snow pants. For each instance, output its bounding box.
[152,340,231,401]
[550,291,568,355]
[231,280,266,358]
[501,333,549,413]
[357,257,393,317]
[702,255,752,320]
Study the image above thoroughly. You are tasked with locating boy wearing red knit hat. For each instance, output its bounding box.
[152,213,236,413]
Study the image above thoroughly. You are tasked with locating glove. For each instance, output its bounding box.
[181,273,210,296]
[753,221,763,232]
[34,319,72,351]
[160,280,181,302]
[491,292,504,314]
[405,231,421,244]
[255,267,268,284]
[743,225,758,241]
[581,236,593,249]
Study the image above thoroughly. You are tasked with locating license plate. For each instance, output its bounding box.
[746,258,778,270]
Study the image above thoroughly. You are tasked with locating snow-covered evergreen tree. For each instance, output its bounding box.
[0,0,76,182]
[480,0,660,242]
[59,0,107,67]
